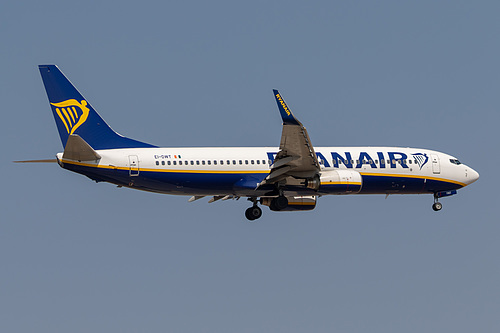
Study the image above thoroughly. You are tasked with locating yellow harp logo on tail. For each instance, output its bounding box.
[51,99,90,135]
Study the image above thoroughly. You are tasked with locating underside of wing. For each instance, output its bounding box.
[258,90,320,189]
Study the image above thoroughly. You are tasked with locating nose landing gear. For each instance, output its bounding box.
[432,202,443,211]
[432,193,442,211]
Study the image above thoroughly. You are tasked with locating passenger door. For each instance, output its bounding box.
[431,154,440,174]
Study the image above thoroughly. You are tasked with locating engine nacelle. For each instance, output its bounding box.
[319,169,362,194]
[262,196,317,211]
[305,175,321,190]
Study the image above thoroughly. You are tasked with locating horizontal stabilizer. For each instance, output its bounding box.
[63,134,101,161]
[14,159,57,163]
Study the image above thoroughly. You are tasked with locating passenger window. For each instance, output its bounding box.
[251,160,254,164]
[162,161,165,166]
[202,161,206,165]
[190,161,194,165]
[227,160,230,165]
[239,160,242,165]
[156,161,159,165]
[257,160,260,164]
[179,161,182,165]
[168,161,171,165]
[233,160,236,165]
[220,160,224,165]
[196,161,200,165]
[173,161,177,165]
[245,160,248,165]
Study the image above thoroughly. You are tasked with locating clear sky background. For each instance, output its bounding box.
[1,1,498,332]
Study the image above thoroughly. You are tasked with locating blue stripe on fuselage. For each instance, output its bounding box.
[61,161,269,195]
[359,174,463,194]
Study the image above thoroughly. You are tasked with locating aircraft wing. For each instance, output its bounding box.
[259,90,320,187]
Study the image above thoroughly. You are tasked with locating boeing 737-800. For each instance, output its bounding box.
[20,65,479,220]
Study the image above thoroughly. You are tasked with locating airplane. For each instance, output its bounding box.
[18,65,479,220]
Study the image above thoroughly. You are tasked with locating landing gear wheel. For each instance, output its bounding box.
[432,202,442,211]
[245,206,262,221]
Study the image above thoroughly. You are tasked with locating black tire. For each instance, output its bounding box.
[245,206,262,220]
[432,202,442,211]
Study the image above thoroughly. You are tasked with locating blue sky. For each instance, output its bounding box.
[1,1,499,332]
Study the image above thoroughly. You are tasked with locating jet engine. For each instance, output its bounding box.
[261,196,317,211]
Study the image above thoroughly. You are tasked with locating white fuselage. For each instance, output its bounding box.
[56,146,479,197]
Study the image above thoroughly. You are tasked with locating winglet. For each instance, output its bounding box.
[273,89,300,126]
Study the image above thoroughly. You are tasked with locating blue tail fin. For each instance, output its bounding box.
[39,65,156,150]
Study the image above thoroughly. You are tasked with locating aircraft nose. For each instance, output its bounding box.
[466,167,479,185]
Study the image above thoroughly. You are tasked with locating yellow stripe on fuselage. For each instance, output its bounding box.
[61,159,270,174]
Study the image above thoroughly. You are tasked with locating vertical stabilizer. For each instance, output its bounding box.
[39,65,156,150]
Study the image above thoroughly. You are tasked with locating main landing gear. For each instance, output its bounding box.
[245,195,290,221]
[245,198,262,221]
[432,193,443,212]
[245,206,262,221]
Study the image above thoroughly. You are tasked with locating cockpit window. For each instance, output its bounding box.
[449,159,461,165]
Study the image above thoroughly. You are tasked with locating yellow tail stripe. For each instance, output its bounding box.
[68,106,76,123]
[60,107,73,127]
[55,108,70,133]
